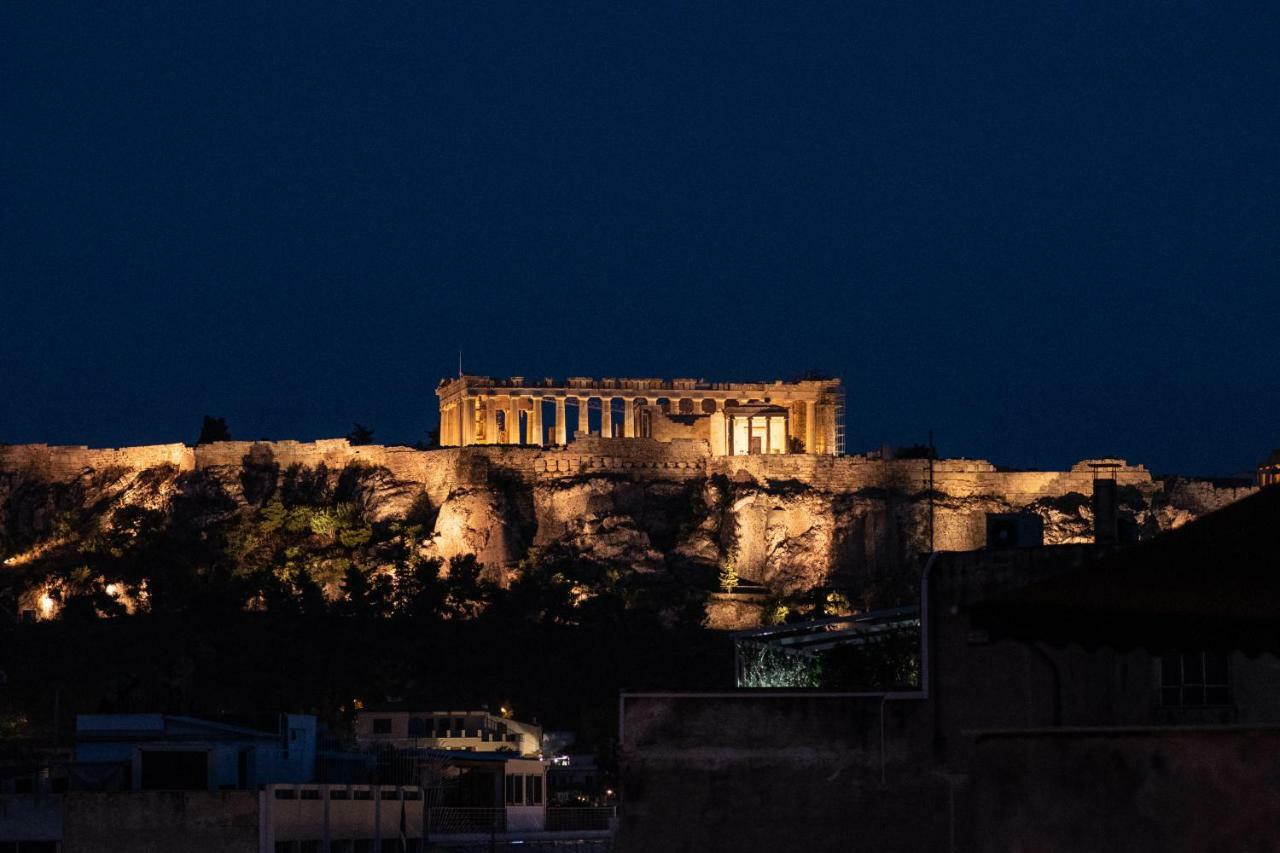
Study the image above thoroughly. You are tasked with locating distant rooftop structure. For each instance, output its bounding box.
[436,374,844,455]
[1260,449,1280,487]
[73,713,316,792]
[354,709,542,758]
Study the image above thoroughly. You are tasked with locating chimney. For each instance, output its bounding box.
[1092,476,1118,545]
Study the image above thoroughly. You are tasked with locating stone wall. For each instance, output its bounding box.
[0,440,1193,506]
[62,791,259,853]
[0,443,195,480]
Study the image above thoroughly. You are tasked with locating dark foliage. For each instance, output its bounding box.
[196,415,231,445]
[347,423,375,446]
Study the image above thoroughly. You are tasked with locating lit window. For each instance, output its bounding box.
[1160,652,1231,707]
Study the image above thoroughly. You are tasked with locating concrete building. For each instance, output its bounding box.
[353,710,541,757]
[263,752,554,851]
[436,374,844,455]
[72,714,316,792]
[619,484,1280,852]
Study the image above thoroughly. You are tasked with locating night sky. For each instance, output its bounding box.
[2,2,1276,475]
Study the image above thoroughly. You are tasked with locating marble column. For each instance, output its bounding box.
[530,396,543,446]
[576,397,588,438]
[600,397,613,438]
[462,396,475,447]
[805,400,816,455]
[485,398,498,445]
[555,398,567,445]
[623,398,636,438]
[509,400,522,445]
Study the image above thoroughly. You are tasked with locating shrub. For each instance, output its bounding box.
[718,552,739,593]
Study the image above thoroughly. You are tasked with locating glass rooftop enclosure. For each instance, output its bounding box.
[733,606,921,690]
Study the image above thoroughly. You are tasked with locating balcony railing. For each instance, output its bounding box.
[423,807,617,837]
[427,806,505,835]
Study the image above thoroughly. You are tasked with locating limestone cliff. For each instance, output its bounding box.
[0,439,1256,622]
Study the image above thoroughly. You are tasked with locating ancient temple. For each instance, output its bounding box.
[436,375,844,455]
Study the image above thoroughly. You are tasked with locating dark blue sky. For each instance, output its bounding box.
[2,1,1276,475]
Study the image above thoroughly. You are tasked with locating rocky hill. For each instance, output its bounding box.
[0,439,1255,627]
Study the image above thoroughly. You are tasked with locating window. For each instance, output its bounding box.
[380,788,400,800]
[275,843,296,853]
[300,789,321,800]
[354,789,373,800]
[372,718,393,735]
[330,789,349,800]
[403,789,422,801]
[407,717,426,737]
[354,841,374,853]
[505,774,524,805]
[300,843,321,853]
[1161,652,1231,707]
[525,774,543,805]
[274,788,298,800]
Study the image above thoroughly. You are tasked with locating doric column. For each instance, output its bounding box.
[509,400,522,445]
[623,398,636,438]
[764,414,771,455]
[555,398,567,445]
[462,396,476,447]
[805,400,816,455]
[576,398,588,438]
[668,397,682,416]
[530,396,543,446]
[600,397,613,438]
[485,398,498,445]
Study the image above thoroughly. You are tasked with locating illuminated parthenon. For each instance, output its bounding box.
[436,375,844,455]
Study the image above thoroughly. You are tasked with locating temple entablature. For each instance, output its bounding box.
[436,374,844,456]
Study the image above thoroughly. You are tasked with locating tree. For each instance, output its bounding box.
[337,564,371,615]
[197,416,231,445]
[393,557,447,619]
[445,554,492,618]
[347,423,375,446]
